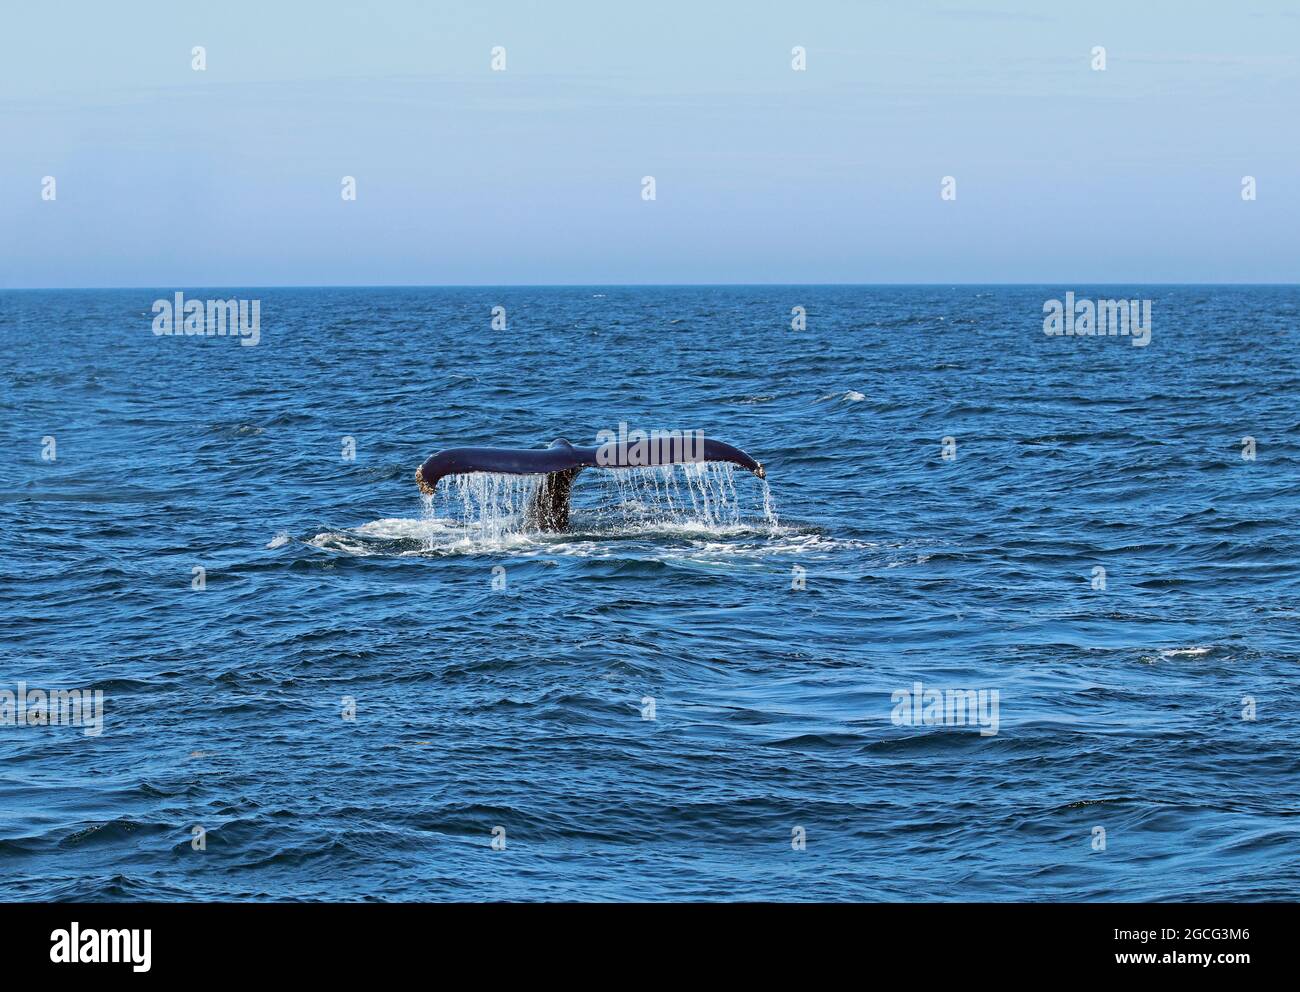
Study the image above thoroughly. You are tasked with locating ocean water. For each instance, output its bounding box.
[2,285,1298,902]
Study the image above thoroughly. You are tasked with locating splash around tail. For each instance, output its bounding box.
[416,435,767,532]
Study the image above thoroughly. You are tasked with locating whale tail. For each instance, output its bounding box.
[415,436,765,531]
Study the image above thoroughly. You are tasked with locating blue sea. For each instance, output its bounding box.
[2,285,1298,901]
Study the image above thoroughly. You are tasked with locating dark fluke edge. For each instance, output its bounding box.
[416,437,766,531]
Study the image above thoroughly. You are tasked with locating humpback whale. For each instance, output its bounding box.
[416,437,765,531]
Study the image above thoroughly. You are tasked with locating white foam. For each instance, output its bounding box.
[308,517,869,560]
[818,389,866,403]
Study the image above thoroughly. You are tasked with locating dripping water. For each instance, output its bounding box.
[425,462,778,540]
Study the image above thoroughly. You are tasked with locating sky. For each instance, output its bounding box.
[0,0,1297,287]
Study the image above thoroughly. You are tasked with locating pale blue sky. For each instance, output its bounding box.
[1,1,1296,286]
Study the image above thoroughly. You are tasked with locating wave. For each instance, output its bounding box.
[818,389,867,403]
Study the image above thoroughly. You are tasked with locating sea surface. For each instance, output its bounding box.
[2,285,1298,901]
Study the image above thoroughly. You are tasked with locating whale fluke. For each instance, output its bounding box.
[415,436,765,531]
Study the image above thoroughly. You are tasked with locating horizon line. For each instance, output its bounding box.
[3,281,1298,292]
